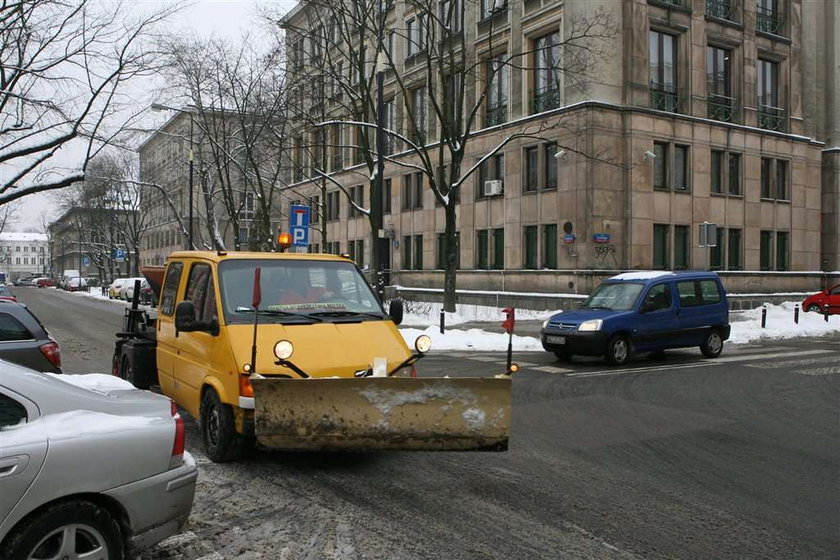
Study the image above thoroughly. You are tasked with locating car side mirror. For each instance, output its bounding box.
[388,298,404,325]
[175,301,197,332]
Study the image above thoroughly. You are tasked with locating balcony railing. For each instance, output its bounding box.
[485,103,507,127]
[758,104,786,131]
[650,82,681,113]
[707,94,736,122]
[532,88,561,113]
[650,0,682,7]
[706,0,739,22]
[756,6,785,35]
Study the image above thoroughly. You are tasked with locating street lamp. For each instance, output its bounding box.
[151,103,195,249]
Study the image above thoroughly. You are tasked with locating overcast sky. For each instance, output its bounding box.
[22,0,294,231]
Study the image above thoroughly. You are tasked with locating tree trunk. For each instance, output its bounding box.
[443,202,458,312]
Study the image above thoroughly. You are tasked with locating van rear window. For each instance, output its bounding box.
[700,280,721,304]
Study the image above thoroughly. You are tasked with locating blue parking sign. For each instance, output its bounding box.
[290,204,310,247]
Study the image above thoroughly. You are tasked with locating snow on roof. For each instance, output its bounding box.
[609,271,675,281]
[0,232,47,242]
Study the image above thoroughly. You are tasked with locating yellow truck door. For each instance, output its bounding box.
[155,261,185,400]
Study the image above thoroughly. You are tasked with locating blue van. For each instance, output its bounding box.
[541,271,730,365]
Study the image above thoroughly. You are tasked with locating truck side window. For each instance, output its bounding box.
[160,262,184,316]
[0,393,27,428]
[185,264,217,323]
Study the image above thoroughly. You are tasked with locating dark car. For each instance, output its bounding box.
[0,301,61,372]
[802,284,840,315]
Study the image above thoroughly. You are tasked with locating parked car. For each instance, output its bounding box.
[108,278,129,299]
[0,285,16,302]
[35,277,56,288]
[541,271,731,365]
[85,276,102,288]
[119,277,146,301]
[0,301,61,372]
[13,276,38,287]
[0,364,197,559]
[802,284,840,315]
[65,277,88,292]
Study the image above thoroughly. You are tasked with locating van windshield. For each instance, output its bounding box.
[218,259,385,324]
[581,282,644,311]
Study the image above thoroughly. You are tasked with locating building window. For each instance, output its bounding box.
[413,234,423,269]
[349,239,365,267]
[756,0,785,35]
[776,160,788,200]
[383,99,395,155]
[727,153,741,195]
[706,45,734,121]
[674,225,689,270]
[477,153,505,198]
[383,179,392,214]
[406,15,428,57]
[524,147,539,192]
[674,145,688,190]
[760,230,773,270]
[476,230,489,269]
[776,231,789,271]
[710,227,726,270]
[402,236,412,269]
[532,31,561,113]
[650,30,679,112]
[440,0,462,33]
[762,158,790,201]
[326,191,341,221]
[653,142,668,189]
[727,228,742,270]
[653,142,689,191]
[348,185,364,217]
[480,0,506,18]
[239,192,255,220]
[524,226,538,269]
[545,143,558,189]
[542,224,557,268]
[757,58,784,131]
[402,172,424,210]
[310,195,321,224]
[409,86,427,143]
[492,228,504,269]
[653,224,670,269]
[485,53,508,127]
[761,157,773,198]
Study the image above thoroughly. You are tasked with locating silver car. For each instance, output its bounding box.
[0,363,197,559]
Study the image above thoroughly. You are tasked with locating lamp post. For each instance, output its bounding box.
[150,103,195,249]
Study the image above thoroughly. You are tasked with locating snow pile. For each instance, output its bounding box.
[403,302,557,326]
[728,302,840,344]
[400,325,544,351]
[48,373,135,393]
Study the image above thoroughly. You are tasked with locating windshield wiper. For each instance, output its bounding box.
[583,304,612,310]
[235,308,323,322]
[308,310,386,320]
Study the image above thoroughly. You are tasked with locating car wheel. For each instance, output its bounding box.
[605,335,631,365]
[700,329,724,358]
[806,304,821,313]
[0,500,124,560]
[200,388,249,463]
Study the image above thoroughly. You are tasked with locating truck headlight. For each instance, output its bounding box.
[578,320,603,332]
[273,340,294,360]
[414,335,432,353]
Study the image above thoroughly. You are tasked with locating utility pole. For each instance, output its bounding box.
[372,0,386,299]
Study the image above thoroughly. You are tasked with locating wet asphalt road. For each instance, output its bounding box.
[15,286,840,559]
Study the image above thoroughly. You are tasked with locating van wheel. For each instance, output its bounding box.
[201,389,249,463]
[606,335,631,365]
[700,329,724,358]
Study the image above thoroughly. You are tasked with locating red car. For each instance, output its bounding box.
[0,284,16,302]
[35,277,56,288]
[802,284,840,315]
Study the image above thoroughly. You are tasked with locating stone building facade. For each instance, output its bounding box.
[282,0,838,294]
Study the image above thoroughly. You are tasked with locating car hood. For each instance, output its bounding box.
[545,308,634,328]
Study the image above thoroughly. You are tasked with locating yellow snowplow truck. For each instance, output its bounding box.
[113,251,511,462]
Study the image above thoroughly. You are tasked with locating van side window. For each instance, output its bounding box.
[644,284,672,311]
[0,393,27,428]
[185,264,217,323]
[699,280,721,304]
[160,262,184,316]
[676,281,701,307]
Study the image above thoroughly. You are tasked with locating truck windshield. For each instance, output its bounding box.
[218,259,385,324]
[581,282,644,311]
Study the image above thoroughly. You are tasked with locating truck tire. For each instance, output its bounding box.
[200,388,249,463]
[121,355,151,390]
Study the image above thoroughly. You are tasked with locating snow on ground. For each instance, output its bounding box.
[727,302,840,344]
[403,301,557,326]
[400,326,545,352]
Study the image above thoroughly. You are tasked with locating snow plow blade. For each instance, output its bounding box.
[251,377,511,452]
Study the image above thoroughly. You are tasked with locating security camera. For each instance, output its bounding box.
[554,149,567,159]
[644,150,656,160]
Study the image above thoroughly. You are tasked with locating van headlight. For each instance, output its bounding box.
[414,335,432,354]
[542,319,549,328]
[578,320,603,332]
[273,340,294,360]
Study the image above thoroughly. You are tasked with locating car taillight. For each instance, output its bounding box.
[170,400,185,468]
[39,341,61,369]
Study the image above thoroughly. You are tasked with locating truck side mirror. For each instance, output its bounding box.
[175,301,197,332]
[388,298,404,325]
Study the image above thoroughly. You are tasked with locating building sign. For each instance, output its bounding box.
[563,234,576,244]
[592,233,611,244]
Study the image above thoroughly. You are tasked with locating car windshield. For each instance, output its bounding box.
[581,282,644,311]
[218,258,385,324]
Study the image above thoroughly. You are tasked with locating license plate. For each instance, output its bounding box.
[546,335,566,345]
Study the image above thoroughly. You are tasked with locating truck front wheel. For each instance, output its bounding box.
[200,389,249,463]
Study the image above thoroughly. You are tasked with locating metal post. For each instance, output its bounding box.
[188,114,194,249]
[794,303,799,324]
[761,305,767,328]
[373,70,385,300]
[825,305,830,322]
[439,308,445,334]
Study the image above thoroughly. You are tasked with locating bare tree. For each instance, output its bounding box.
[0,0,175,206]
[155,34,288,251]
